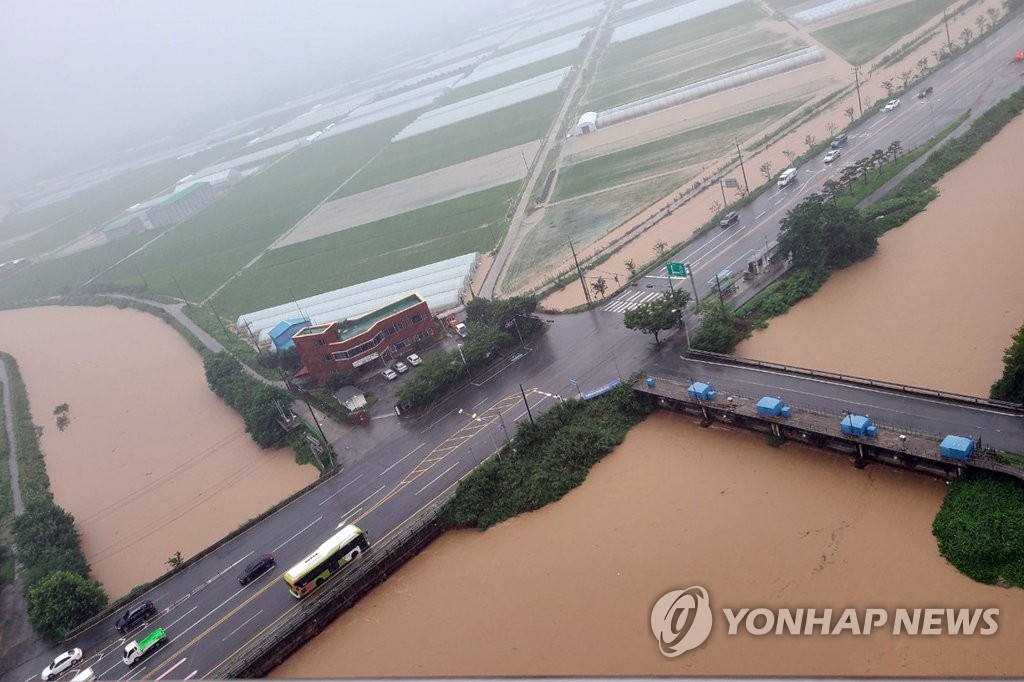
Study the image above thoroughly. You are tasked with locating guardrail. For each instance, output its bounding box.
[684,349,1024,413]
[210,492,453,678]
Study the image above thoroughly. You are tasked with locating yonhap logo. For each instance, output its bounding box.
[650,586,714,657]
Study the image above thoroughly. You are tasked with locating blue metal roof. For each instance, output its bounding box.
[268,318,310,351]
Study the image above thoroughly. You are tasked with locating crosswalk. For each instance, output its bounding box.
[602,289,664,314]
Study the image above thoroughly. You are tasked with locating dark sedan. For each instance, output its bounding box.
[719,211,739,228]
[238,553,276,585]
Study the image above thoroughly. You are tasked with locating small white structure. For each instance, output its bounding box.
[576,111,598,134]
[335,387,367,412]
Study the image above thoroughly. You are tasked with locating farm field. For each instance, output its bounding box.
[0,151,225,263]
[334,91,563,198]
[212,182,519,319]
[553,100,802,202]
[584,1,769,111]
[276,140,541,249]
[448,49,584,103]
[811,0,955,64]
[97,116,414,302]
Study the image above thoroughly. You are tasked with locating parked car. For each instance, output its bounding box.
[883,98,900,111]
[237,553,275,586]
[830,133,848,148]
[719,211,739,228]
[382,368,398,381]
[406,353,422,366]
[917,86,933,99]
[116,600,158,633]
[42,648,83,681]
[454,322,468,338]
[394,361,409,374]
[823,148,842,164]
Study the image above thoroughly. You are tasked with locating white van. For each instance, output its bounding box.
[777,168,798,188]
[455,323,468,338]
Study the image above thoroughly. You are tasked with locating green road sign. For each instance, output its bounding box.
[666,262,687,277]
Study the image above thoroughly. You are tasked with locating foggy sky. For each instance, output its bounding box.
[0,0,499,184]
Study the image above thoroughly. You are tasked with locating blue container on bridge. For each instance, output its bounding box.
[757,397,791,417]
[939,435,975,460]
[841,414,877,437]
[688,382,717,401]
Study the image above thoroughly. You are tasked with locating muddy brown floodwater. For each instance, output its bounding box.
[276,78,1024,679]
[275,411,1024,677]
[736,114,1024,397]
[0,305,316,598]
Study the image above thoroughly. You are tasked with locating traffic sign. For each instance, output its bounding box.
[666,262,687,277]
[723,178,740,189]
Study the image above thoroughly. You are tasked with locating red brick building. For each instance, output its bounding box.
[292,293,435,385]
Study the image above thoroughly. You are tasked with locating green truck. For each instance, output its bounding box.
[122,627,167,666]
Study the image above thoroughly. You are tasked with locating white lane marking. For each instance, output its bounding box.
[272,516,323,552]
[336,486,385,522]
[184,671,199,680]
[221,610,263,641]
[415,462,461,495]
[755,211,766,220]
[380,443,426,476]
[471,397,489,409]
[156,658,188,680]
[317,474,364,506]
[420,408,456,433]
[171,585,250,642]
[869,118,885,129]
[165,605,198,630]
[337,506,363,529]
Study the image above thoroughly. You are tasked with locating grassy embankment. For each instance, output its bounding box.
[442,380,649,529]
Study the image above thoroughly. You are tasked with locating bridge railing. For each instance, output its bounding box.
[684,350,1024,413]
[209,492,453,678]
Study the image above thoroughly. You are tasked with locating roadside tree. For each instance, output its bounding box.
[26,571,107,641]
[623,291,687,346]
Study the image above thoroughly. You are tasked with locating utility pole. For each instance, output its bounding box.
[133,264,150,291]
[853,66,864,117]
[206,299,232,340]
[734,142,749,193]
[568,238,592,305]
[688,264,700,307]
[714,273,725,306]
[519,383,536,428]
[171,274,191,311]
[718,179,727,207]
[943,8,953,52]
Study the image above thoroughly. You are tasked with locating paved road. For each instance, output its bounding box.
[599,15,1024,318]
[9,20,1024,682]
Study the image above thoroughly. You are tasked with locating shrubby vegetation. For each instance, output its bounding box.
[692,300,748,353]
[26,571,108,641]
[933,475,1024,587]
[397,296,543,412]
[203,351,292,448]
[442,381,650,529]
[991,322,1024,404]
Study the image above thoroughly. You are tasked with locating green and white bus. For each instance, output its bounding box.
[283,524,369,598]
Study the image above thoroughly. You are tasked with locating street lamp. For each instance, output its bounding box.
[510,315,523,342]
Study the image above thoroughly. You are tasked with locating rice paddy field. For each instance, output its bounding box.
[810,0,958,64]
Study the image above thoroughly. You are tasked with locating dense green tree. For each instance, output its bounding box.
[777,193,877,272]
[26,571,107,641]
[13,501,87,576]
[991,322,1024,404]
[691,300,746,353]
[623,291,687,345]
[21,547,90,590]
[324,370,358,392]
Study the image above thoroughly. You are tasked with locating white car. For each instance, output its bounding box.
[42,648,83,681]
[883,98,900,111]
[394,361,410,374]
[382,368,398,381]
[823,148,842,164]
[406,353,422,366]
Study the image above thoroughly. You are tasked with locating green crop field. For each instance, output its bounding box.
[0,149,231,263]
[96,116,414,302]
[212,182,519,319]
[553,100,802,202]
[586,37,802,113]
[447,50,582,104]
[587,1,768,109]
[333,91,561,198]
[0,232,153,306]
[811,0,952,65]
